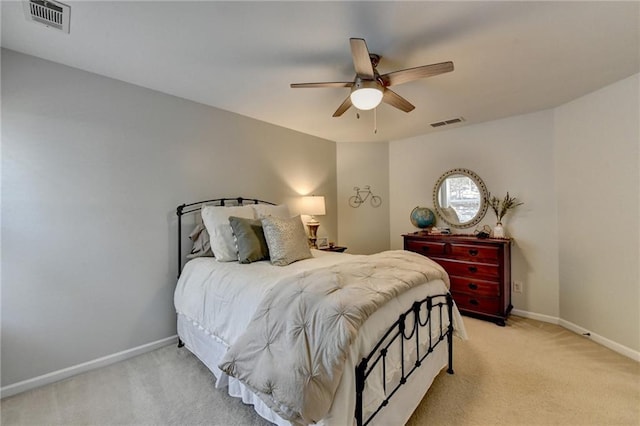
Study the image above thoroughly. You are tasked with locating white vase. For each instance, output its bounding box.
[493,222,505,238]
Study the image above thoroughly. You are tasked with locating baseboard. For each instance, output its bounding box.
[1,335,178,399]
[557,319,640,362]
[511,309,640,362]
[511,309,561,325]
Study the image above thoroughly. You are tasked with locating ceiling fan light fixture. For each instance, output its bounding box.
[290,38,453,117]
[350,80,383,110]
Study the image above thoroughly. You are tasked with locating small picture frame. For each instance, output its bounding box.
[316,237,329,249]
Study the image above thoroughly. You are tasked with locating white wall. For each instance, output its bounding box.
[555,74,639,351]
[1,49,337,387]
[389,110,560,318]
[336,142,390,254]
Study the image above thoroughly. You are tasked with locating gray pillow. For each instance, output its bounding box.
[261,215,312,266]
[229,216,269,264]
[186,223,214,259]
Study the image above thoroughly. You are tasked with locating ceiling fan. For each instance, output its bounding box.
[291,38,454,117]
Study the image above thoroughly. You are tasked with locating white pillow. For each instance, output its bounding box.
[201,205,255,261]
[252,203,290,219]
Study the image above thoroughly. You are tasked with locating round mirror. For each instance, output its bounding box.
[433,168,488,228]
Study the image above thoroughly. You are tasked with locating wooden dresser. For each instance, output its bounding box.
[403,232,512,326]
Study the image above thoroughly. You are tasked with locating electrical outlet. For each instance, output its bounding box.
[513,281,523,293]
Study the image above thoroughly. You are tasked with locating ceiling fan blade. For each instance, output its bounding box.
[382,89,415,113]
[290,82,354,88]
[381,61,454,86]
[350,38,375,79]
[332,95,353,117]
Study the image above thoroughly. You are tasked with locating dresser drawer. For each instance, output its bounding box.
[451,292,501,315]
[405,239,446,256]
[448,244,500,264]
[434,258,500,281]
[449,276,500,297]
[402,233,511,325]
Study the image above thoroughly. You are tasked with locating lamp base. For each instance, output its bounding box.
[307,222,320,248]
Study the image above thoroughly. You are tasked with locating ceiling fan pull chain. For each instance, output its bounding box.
[374,107,378,134]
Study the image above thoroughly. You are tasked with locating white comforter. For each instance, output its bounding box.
[175,250,358,347]
[174,250,466,425]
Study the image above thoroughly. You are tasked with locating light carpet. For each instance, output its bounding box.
[2,316,639,425]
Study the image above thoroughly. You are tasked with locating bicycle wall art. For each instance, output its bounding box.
[349,185,382,208]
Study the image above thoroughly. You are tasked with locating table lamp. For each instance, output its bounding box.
[300,195,326,248]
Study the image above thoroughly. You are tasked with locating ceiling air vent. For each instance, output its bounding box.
[430,117,465,128]
[23,0,70,33]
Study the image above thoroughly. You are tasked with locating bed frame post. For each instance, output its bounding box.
[176,204,185,279]
[176,204,186,349]
[446,293,455,375]
[355,358,367,426]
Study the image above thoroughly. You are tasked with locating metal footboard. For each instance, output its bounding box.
[355,293,455,426]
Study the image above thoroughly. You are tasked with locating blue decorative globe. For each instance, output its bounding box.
[410,207,436,229]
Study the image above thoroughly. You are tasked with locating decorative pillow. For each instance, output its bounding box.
[261,215,312,266]
[186,223,214,259]
[252,203,290,219]
[201,205,255,262]
[229,216,269,264]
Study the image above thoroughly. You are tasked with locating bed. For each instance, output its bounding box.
[174,197,466,426]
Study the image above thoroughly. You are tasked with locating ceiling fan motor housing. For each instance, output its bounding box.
[352,78,382,92]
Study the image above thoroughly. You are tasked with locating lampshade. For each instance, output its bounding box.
[350,80,383,110]
[300,195,326,217]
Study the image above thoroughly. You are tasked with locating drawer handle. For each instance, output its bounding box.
[421,246,430,252]
[469,249,479,256]
[469,299,479,306]
[468,266,478,273]
[468,283,478,290]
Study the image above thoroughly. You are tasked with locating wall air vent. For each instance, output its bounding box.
[430,117,465,128]
[23,0,70,33]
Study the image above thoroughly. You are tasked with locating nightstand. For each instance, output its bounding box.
[319,246,347,253]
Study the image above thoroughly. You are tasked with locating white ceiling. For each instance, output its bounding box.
[2,1,639,142]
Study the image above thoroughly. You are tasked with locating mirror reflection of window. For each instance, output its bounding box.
[433,168,488,228]
[438,175,481,223]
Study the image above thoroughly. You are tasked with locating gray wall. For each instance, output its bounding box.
[2,46,637,391]
[555,74,639,351]
[1,49,337,387]
[336,142,390,255]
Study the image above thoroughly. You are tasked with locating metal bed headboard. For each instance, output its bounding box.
[176,197,275,278]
